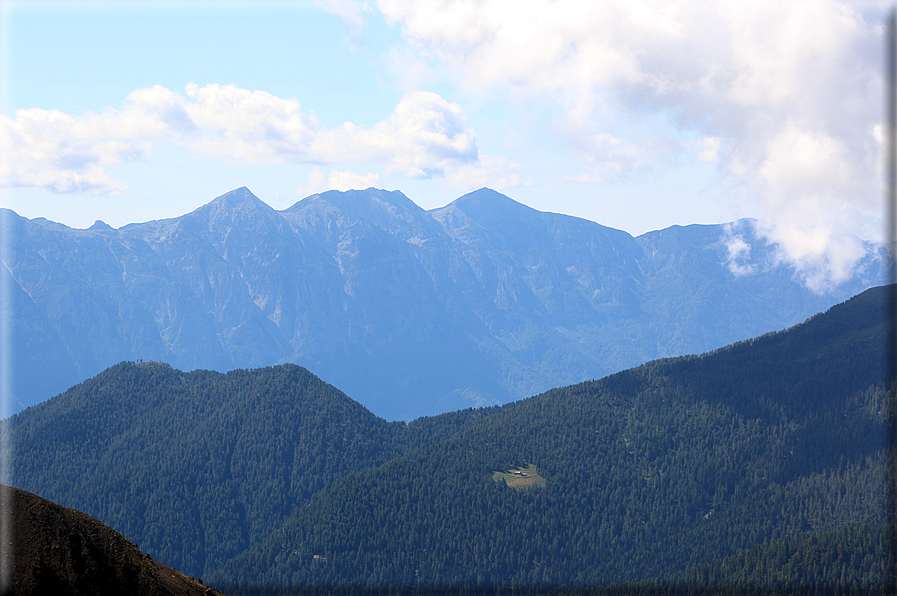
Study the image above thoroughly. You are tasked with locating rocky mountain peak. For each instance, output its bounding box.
[455,186,529,205]
[283,187,445,246]
[178,187,288,245]
[195,186,272,217]
[87,219,113,231]
[285,188,424,221]
[441,187,537,220]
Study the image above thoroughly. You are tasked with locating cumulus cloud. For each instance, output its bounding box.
[738,121,876,290]
[758,219,869,293]
[722,223,756,277]
[311,91,479,177]
[378,0,884,289]
[0,84,521,196]
[180,83,320,163]
[299,167,381,195]
[328,169,381,191]
[0,95,162,195]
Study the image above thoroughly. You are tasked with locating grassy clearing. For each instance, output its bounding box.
[492,463,546,490]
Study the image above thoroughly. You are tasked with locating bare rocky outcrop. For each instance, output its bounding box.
[1,485,221,596]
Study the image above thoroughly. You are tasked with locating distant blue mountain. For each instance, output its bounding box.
[2,187,883,419]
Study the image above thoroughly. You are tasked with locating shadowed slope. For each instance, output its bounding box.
[4,485,221,596]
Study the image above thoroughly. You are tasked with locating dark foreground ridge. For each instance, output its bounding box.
[1,484,221,596]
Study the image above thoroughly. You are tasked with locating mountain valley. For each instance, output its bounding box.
[5,284,890,593]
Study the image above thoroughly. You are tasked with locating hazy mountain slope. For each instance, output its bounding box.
[279,188,510,417]
[428,188,650,397]
[5,362,492,579]
[211,286,887,593]
[634,220,842,355]
[5,484,221,596]
[3,186,882,419]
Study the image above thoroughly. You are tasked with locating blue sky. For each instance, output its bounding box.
[0,0,891,290]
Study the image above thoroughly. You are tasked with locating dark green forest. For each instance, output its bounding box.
[6,285,892,593]
[651,523,888,594]
[6,362,495,577]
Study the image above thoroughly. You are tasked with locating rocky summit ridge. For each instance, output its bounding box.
[2,186,884,419]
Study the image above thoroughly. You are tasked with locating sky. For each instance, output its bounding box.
[0,0,891,292]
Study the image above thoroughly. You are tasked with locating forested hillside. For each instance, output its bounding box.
[652,523,887,594]
[210,286,888,593]
[7,285,890,593]
[5,363,494,578]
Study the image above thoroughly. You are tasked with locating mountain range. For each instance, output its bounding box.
[6,284,889,592]
[3,186,883,419]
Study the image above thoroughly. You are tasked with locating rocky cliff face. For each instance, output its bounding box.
[2,186,883,419]
[2,485,220,596]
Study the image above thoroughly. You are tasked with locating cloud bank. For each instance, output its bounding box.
[379,0,884,289]
[0,84,520,196]
[1,0,887,292]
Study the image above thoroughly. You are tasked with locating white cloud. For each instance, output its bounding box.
[315,0,368,36]
[0,101,156,195]
[301,166,329,196]
[758,124,855,205]
[757,219,868,293]
[741,121,878,290]
[378,0,884,289]
[722,223,756,277]
[312,90,479,177]
[298,166,381,195]
[328,169,381,191]
[1,84,523,196]
[180,83,321,164]
[697,137,720,163]
[442,153,525,189]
